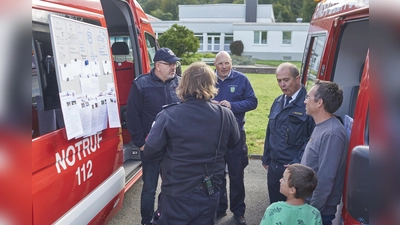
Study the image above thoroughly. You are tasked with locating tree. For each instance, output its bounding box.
[273,2,294,22]
[158,24,200,57]
[301,0,318,22]
[150,9,173,20]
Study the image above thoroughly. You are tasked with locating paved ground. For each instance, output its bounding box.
[109,158,269,225]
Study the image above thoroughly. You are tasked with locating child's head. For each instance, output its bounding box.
[279,163,318,199]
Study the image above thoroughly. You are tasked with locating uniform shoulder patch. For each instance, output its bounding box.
[292,111,304,115]
[162,102,180,109]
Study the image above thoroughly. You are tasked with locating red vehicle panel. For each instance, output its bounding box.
[32,0,156,223]
[301,1,369,224]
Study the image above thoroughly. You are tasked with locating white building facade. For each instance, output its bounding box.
[149,3,310,61]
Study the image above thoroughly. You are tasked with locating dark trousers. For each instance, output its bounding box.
[267,162,286,204]
[157,188,220,225]
[218,131,248,216]
[321,214,335,225]
[140,151,160,224]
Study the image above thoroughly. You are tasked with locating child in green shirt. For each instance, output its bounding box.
[260,163,322,225]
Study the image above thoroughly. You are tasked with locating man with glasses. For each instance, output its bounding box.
[262,62,315,206]
[213,51,258,225]
[301,80,348,225]
[126,47,181,225]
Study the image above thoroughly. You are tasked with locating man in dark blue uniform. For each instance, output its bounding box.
[143,62,240,225]
[262,62,315,205]
[213,51,258,225]
[126,48,181,225]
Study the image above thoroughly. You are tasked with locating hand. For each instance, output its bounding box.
[284,164,290,168]
[219,100,231,109]
[262,164,268,171]
[140,144,145,151]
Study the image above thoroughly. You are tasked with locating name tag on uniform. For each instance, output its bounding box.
[292,112,303,115]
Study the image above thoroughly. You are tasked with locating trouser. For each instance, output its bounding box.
[321,214,335,225]
[217,130,248,216]
[140,151,161,224]
[157,187,220,225]
[267,161,287,204]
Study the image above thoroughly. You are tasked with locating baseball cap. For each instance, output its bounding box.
[153,48,181,63]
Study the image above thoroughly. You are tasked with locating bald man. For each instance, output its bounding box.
[212,51,258,225]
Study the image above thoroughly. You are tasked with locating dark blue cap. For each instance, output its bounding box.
[153,48,181,63]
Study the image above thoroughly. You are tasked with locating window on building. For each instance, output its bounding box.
[254,31,267,44]
[282,31,292,44]
[224,34,233,51]
[283,56,292,61]
[195,34,203,51]
[207,33,220,51]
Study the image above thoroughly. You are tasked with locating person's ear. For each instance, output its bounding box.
[289,186,296,195]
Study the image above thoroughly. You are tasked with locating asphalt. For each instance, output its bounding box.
[108,158,269,225]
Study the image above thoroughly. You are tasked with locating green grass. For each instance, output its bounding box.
[180,60,299,155]
[254,59,302,69]
[245,73,281,155]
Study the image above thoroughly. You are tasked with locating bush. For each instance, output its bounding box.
[158,24,199,57]
[231,55,255,65]
[230,40,244,56]
[180,52,216,65]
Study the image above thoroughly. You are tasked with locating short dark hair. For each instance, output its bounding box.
[313,80,343,113]
[287,164,318,199]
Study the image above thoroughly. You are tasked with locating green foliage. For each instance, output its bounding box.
[180,52,216,65]
[231,55,255,65]
[158,24,200,57]
[254,59,301,68]
[273,2,294,22]
[301,0,318,22]
[230,40,244,56]
[140,0,315,24]
[150,9,173,20]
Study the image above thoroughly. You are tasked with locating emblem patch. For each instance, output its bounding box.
[292,112,303,115]
[230,86,235,93]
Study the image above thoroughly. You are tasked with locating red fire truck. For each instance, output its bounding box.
[32,0,157,224]
[300,0,369,224]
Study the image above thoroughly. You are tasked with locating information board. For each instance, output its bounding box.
[48,14,114,95]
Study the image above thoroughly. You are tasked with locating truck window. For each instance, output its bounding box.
[302,34,326,91]
[145,32,157,68]
[31,9,101,138]
[110,36,134,62]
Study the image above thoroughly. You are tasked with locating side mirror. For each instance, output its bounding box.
[346,145,369,224]
[176,61,182,76]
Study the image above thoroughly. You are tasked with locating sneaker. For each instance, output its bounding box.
[215,211,227,219]
[234,215,247,225]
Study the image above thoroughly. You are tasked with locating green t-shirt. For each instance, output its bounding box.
[260,201,322,225]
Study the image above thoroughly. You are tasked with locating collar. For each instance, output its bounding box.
[286,87,301,103]
[215,69,232,81]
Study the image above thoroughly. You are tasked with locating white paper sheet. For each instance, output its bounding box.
[59,91,83,140]
[106,92,121,128]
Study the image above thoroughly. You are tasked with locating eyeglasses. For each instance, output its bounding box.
[158,61,177,66]
[216,61,231,66]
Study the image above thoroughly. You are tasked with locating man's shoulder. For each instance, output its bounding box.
[162,102,180,110]
[134,73,150,82]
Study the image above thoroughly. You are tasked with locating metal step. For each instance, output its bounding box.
[123,159,141,185]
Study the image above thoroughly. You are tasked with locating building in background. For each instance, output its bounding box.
[149,0,309,61]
